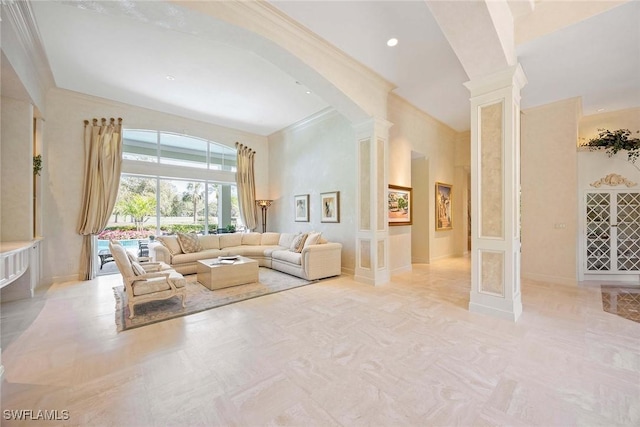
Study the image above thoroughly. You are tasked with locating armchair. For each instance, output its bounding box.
[109,241,187,319]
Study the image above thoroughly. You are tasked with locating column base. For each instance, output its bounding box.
[354,269,390,286]
[469,299,522,322]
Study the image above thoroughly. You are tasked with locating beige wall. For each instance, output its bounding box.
[388,94,461,266]
[579,107,640,143]
[267,109,356,274]
[521,97,581,285]
[41,88,269,285]
[1,97,34,241]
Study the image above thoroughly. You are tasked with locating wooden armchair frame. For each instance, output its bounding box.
[109,241,186,318]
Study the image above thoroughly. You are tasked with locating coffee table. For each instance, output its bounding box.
[196,256,259,290]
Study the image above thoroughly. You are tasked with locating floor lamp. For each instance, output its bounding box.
[256,200,273,233]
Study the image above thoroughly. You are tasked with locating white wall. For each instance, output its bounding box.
[1,97,33,241]
[521,97,581,285]
[268,109,357,274]
[41,88,269,284]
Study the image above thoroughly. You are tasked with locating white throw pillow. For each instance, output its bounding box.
[131,261,146,276]
[157,236,183,255]
[303,232,322,249]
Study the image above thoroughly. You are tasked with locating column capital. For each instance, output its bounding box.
[464,63,528,97]
[352,116,394,136]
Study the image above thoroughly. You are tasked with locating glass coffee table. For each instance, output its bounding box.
[196,256,259,290]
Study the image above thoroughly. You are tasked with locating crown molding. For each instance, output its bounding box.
[1,0,55,97]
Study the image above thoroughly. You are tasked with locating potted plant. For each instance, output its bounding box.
[33,154,43,176]
[581,128,640,164]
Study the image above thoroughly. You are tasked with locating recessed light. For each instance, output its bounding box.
[597,108,606,112]
[387,38,398,47]
[306,90,311,94]
[166,75,175,81]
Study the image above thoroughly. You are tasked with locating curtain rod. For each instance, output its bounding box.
[83,117,123,126]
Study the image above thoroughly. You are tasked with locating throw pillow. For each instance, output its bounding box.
[131,261,146,276]
[126,251,139,264]
[289,233,308,253]
[303,232,322,249]
[176,232,202,254]
[156,236,183,255]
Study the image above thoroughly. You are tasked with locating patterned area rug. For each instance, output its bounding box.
[113,267,312,331]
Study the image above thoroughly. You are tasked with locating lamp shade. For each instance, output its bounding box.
[256,200,273,208]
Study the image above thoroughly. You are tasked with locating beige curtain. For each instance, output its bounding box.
[236,142,257,230]
[77,118,124,280]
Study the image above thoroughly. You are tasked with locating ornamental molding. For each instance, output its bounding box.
[590,173,637,188]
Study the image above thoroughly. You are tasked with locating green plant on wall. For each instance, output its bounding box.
[582,128,640,164]
[33,154,42,176]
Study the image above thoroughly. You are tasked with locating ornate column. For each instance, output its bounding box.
[354,118,392,285]
[465,64,527,321]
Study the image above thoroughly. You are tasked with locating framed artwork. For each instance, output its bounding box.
[320,191,340,223]
[436,182,453,231]
[294,194,309,222]
[388,185,412,226]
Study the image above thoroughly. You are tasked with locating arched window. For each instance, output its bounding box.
[98,130,241,253]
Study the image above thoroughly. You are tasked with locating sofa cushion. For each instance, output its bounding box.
[157,236,183,255]
[219,233,243,248]
[132,271,186,296]
[290,233,308,253]
[199,234,220,250]
[303,232,322,249]
[272,250,302,265]
[279,233,298,249]
[242,232,262,246]
[261,232,280,246]
[177,232,202,253]
[172,249,224,264]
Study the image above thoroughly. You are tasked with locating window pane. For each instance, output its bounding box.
[99,175,158,254]
[158,179,205,235]
[207,183,219,232]
[209,143,237,172]
[123,130,158,162]
[160,133,207,169]
[230,185,242,229]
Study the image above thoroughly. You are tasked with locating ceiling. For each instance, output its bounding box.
[27,1,640,136]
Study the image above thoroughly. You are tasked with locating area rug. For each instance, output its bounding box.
[113,267,313,331]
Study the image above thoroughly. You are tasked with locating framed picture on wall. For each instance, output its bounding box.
[320,191,340,223]
[294,194,309,222]
[388,185,412,226]
[436,182,453,231]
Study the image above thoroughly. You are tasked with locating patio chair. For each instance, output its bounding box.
[109,240,187,319]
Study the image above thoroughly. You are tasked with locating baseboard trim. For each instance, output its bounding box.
[522,272,577,287]
[390,265,412,276]
[341,267,355,276]
[46,274,81,286]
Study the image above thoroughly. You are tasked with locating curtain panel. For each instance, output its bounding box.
[236,142,257,230]
[77,118,123,280]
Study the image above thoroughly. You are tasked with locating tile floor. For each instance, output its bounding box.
[1,257,639,426]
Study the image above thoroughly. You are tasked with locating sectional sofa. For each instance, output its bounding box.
[150,232,342,281]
